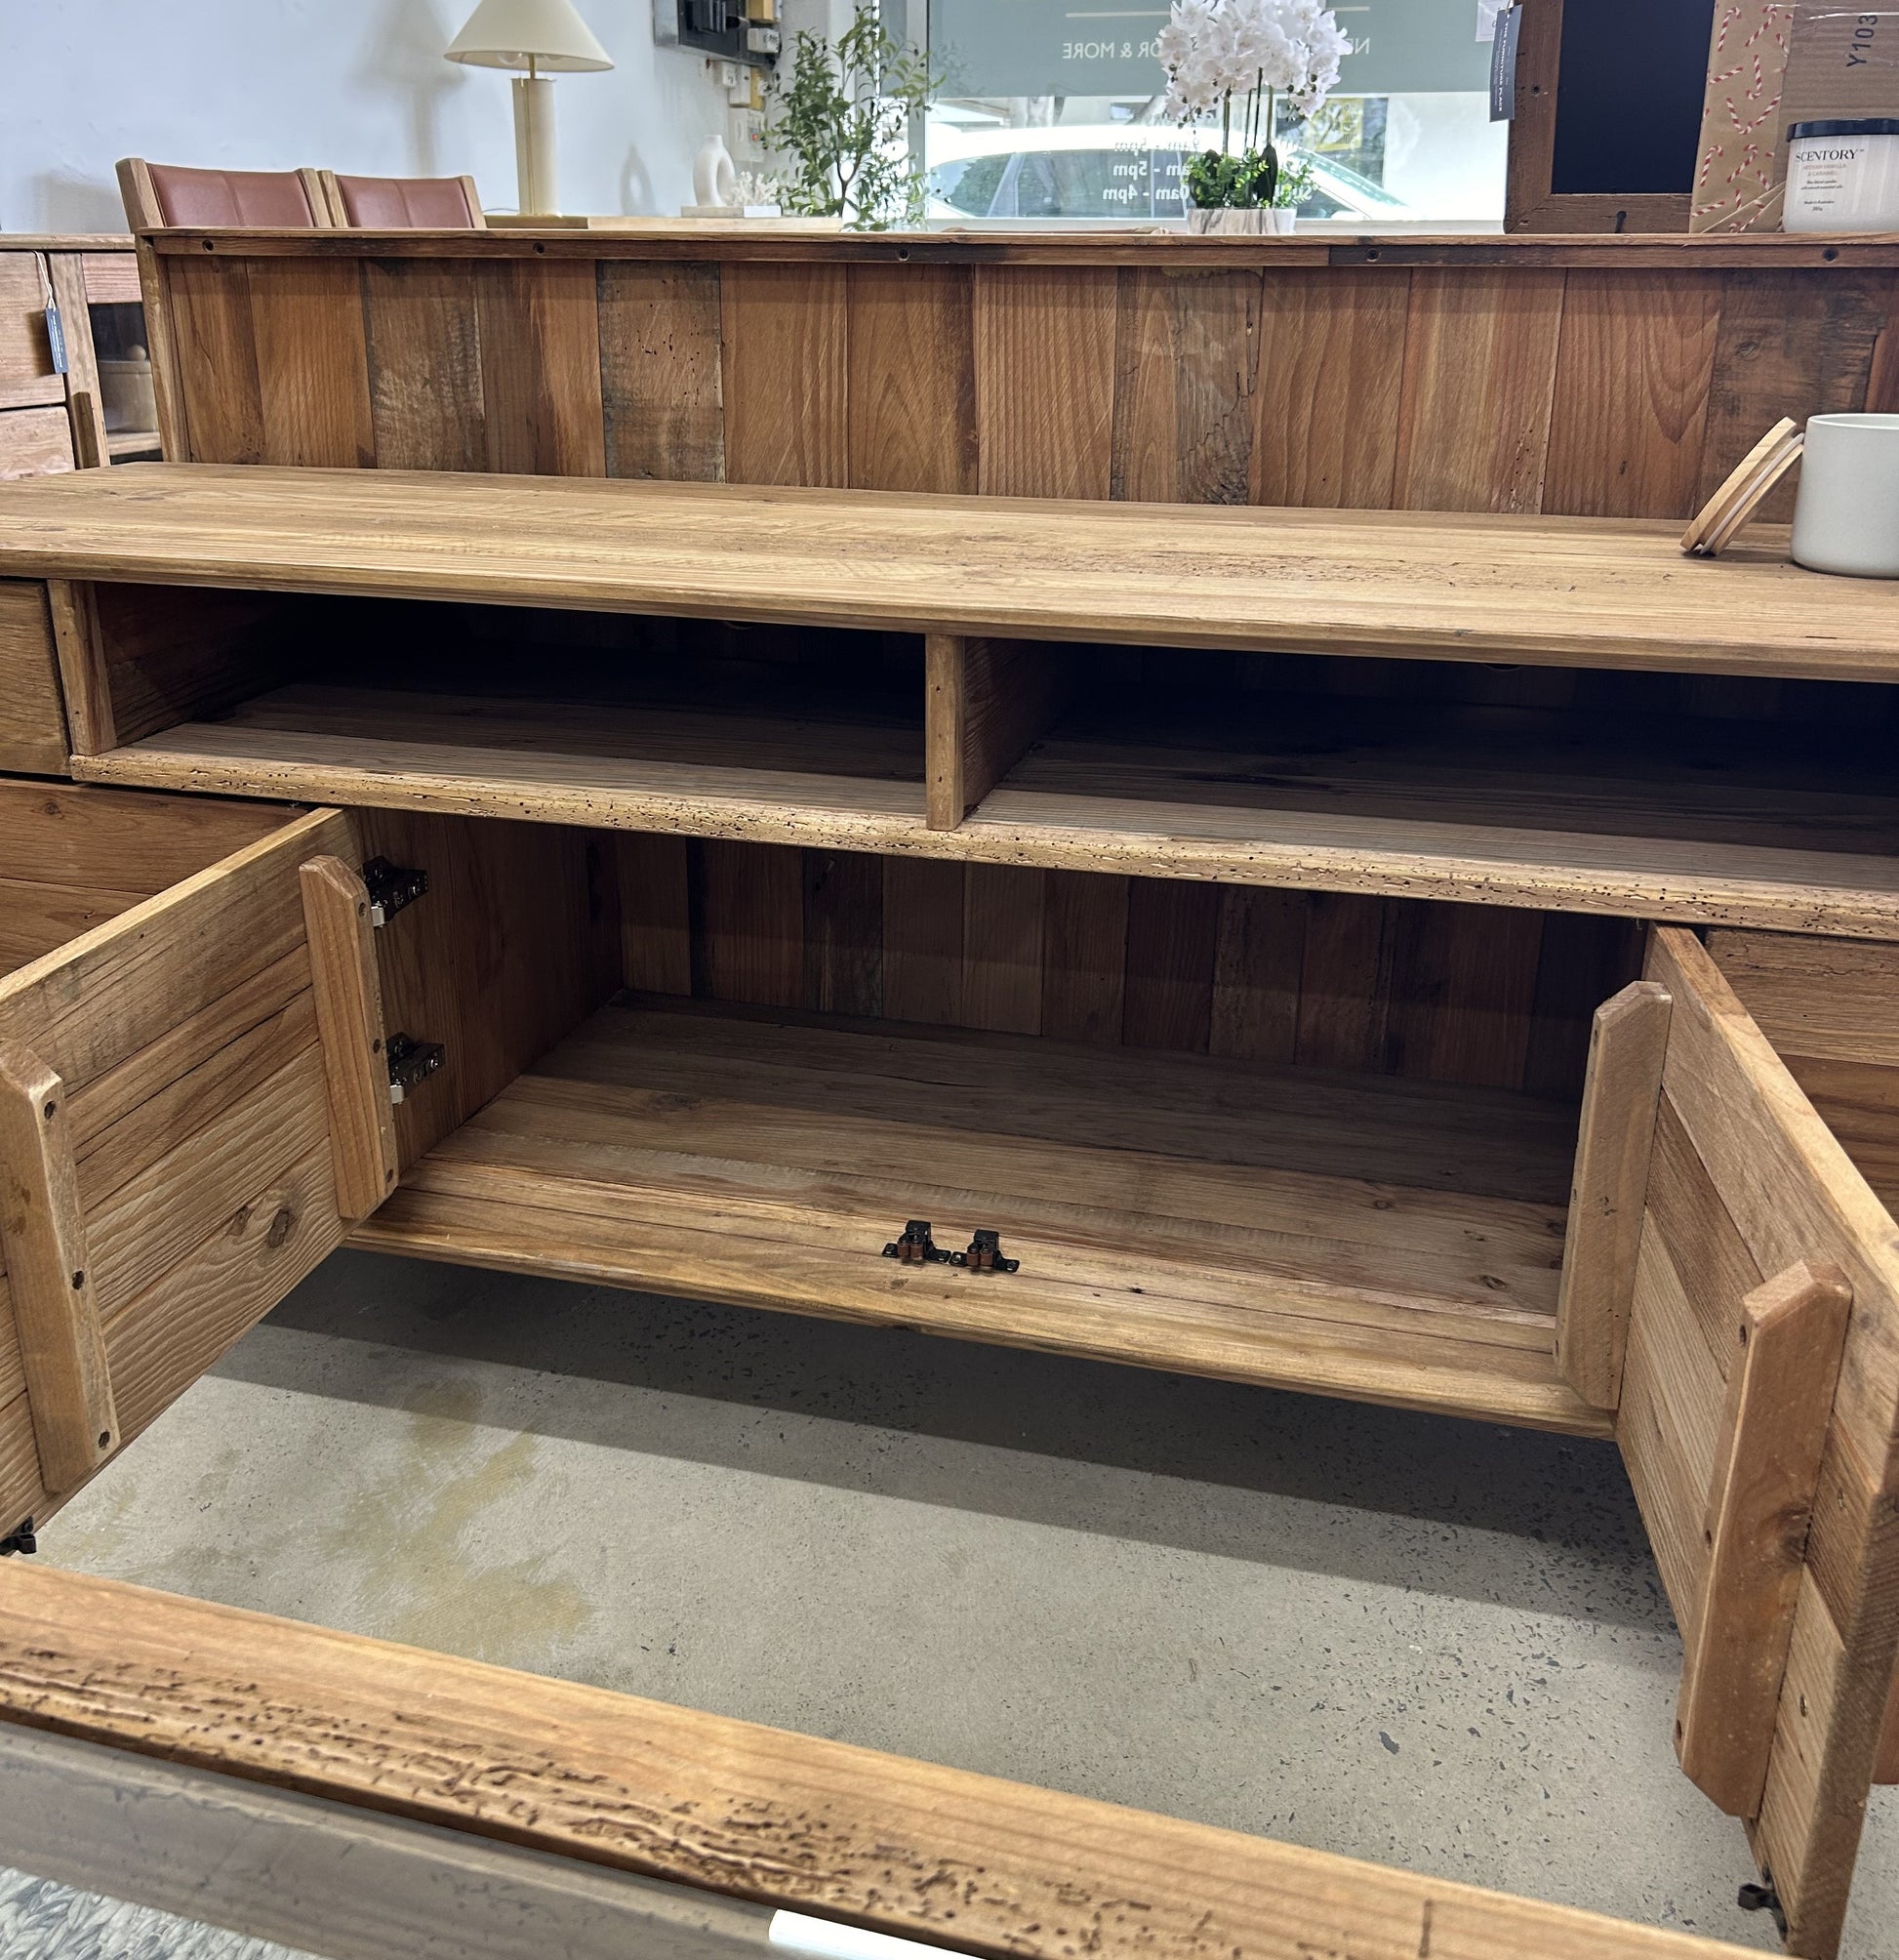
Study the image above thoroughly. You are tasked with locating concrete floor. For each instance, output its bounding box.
[32,1247,1899,1958]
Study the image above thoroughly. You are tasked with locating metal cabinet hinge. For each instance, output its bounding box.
[363,858,428,927]
[1,1517,37,1558]
[1736,1881,1786,1940]
[386,1033,445,1105]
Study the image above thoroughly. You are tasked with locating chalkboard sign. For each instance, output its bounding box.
[1550,0,1717,195]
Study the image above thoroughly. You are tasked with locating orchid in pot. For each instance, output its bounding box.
[1157,0,1350,233]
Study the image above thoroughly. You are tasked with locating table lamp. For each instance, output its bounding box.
[445,0,613,218]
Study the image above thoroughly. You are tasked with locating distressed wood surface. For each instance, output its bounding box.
[1556,982,1673,1409]
[123,244,1897,529]
[0,580,66,774]
[0,1562,1763,1960]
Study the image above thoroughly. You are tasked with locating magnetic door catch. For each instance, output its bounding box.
[363,857,428,927]
[387,1033,445,1104]
[0,1517,36,1558]
[883,1220,951,1265]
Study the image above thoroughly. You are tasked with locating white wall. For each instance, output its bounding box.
[0,0,733,231]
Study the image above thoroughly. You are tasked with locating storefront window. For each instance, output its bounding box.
[924,0,1508,225]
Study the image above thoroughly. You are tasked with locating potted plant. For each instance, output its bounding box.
[1157,0,1350,233]
[766,6,934,231]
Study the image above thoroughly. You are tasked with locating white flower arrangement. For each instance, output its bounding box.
[1157,0,1351,201]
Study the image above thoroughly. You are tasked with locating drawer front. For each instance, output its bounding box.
[1615,926,1899,1956]
[0,405,73,482]
[0,806,394,1536]
[0,255,62,413]
[0,578,68,773]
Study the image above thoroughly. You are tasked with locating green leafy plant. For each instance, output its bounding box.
[1272,148,1315,209]
[1184,145,1276,211]
[766,8,933,230]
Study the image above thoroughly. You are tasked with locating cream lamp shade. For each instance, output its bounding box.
[445,0,611,218]
[445,0,612,69]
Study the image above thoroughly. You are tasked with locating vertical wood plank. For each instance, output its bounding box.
[44,581,113,757]
[299,856,399,1221]
[46,256,107,472]
[164,255,264,465]
[1677,1259,1853,1818]
[1040,870,1129,1044]
[721,263,849,488]
[847,265,975,494]
[1295,893,1395,1070]
[961,864,1044,1035]
[973,265,1117,499]
[131,237,188,461]
[618,832,692,995]
[1122,878,1220,1052]
[475,259,607,477]
[691,840,803,1008]
[361,261,486,471]
[1555,981,1673,1410]
[1393,269,1566,513]
[1700,271,1893,522]
[0,1041,117,1492]
[1543,272,1723,518]
[883,858,965,1026]
[1251,269,1409,509]
[926,634,1073,830]
[1384,901,1544,1089]
[248,261,374,470]
[598,261,725,482]
[1209,886,1308,1064]
[1111,269,1261,505]
[802,848,883,1018]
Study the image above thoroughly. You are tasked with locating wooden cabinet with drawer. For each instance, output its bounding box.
[3,463,1898,1956]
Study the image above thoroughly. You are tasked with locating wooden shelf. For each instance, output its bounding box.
[6,464,1899,681]
[103,429,161,459]
[349,995,1605,1436]
[73,677,1899,936]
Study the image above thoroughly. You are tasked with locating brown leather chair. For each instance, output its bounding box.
[323,172,485,228]
[116,158,333,228]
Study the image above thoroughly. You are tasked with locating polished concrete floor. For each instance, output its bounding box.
[28,1248,1899,1958]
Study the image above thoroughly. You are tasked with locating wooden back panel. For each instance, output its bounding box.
[619,836,1639,1102]
[0,807,357,1530]
[1619,927,1899,1954]
[140,243,1899,525]
[0,580,65,775]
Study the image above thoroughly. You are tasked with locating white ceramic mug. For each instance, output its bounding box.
[1791,413,1899,579]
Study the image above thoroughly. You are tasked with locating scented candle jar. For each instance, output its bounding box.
[1784,119,1899,232]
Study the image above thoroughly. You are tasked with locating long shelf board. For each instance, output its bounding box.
[4,464,1897,680]
[76,712,1899,937]
[350,995,1606,1437]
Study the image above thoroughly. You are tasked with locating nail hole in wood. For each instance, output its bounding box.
[1823,246,1839,262]
[97,1431,110,1450]
[202,238,215,251]
[42,1100,56,1122]
[70,1270,84,1290]
[534,241,546,253]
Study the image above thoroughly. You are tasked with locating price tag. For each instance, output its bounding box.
[1489,3,1520,122]
[43,303,67,375]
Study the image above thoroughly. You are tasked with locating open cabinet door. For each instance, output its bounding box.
[0,809,394,1539]
[1617,928,1899,1958]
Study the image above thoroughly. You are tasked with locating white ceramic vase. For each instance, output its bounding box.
[692,135,739,210]
[1187,206,1297,234]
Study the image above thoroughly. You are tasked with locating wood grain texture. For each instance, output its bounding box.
[1544,273,1723,519]
[476,259,606,477]
[0,1042,116,1492]
[248,261,374,470]
[847,264,975,495]
[0,579,67,773]
[1251,268,1408,509]
[801,848,883,1020]
[618,831,693,996]
[598,261,724,482]
[1394,270,1566,514]
[925,634,1073,830]
[1039,869,1128,1044]
[0,1560,1765,1960]
[1111,269,1260,505]
[0,406,74,480]
[299,856,399,1219]
[1556,981,1672,1409]
[961,864,1044,1036]
[1677,1260,1852,1819]
[1639,927,1899,1957]
[721,263,848,488]
[9,466,1899,683]
[162,255,264,465]
[45,254,108,479]
[972,265,1116,500]
[361,260,486,471]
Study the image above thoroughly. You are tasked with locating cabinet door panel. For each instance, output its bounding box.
[0,807,384,1534]
[1622,926,1899,1957]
